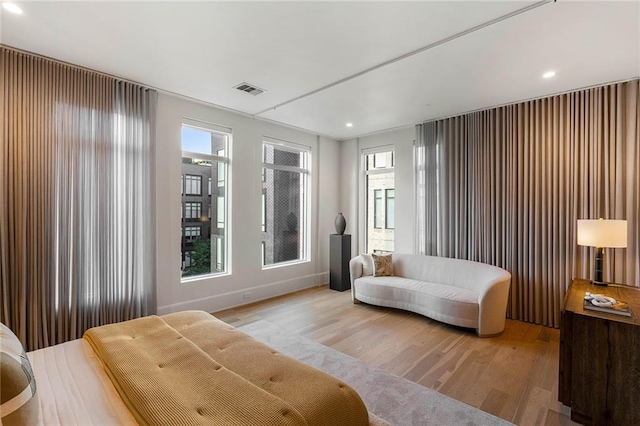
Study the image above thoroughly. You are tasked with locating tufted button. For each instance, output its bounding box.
[338,383,344,388]
[214,366,222,371]
[196,408,204,416]
[281,409,289,416]
[158,363,164,368]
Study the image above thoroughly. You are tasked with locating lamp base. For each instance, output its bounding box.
[591,280,608,287]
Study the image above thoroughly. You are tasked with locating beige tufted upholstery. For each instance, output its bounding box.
[84,311,369,426]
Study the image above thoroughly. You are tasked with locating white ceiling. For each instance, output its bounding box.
[1,1,639,140]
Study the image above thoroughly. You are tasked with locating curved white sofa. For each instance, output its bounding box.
[349,253,512,337]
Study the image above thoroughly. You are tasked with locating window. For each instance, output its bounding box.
[184,202,202,219]
[374,190,383,229]
[261,191,267,232]
[184,226,201,241]
[217,150,225,187]
[183,251,195,268]
[261,139,310,266]
[185,174,202,195]
[213,235,224,272]
[374,152,387,168]
[363,149,394,253]
[216,196,225,228]
[385,189,395,229]
[181,120,231,278]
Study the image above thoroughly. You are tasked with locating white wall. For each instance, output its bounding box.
[339,127,416,256]
[156,93,340,314]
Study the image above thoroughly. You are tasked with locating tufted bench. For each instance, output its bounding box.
[349,254,512,337]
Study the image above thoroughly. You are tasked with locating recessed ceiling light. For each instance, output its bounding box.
[2,2,24,14]
[543,71,556,79]
[346,123,353,128]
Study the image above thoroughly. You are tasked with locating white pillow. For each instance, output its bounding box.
[360,254,374,276]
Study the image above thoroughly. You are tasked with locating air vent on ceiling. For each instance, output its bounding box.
[234,82,266,96]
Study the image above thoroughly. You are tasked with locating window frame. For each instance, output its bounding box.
[261,137,311,269]
[184,225,201,241]
[385,188,395,230]
[180,118,232,282]
[360,146,395,254]
[185,174,202,196]
[184,201,202,219]
[373,189,383,229]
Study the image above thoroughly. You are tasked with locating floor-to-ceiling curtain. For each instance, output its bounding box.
[416,80,639,327]
[0,47,157,350]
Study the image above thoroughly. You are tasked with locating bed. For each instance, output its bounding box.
[1,311,385,426]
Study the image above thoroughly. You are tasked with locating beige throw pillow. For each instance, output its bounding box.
[0,323,39,426]
[372,253,394,277]
[361,254,374,276]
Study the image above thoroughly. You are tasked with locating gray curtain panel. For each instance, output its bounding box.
[416,80,639,327]
[0,47,157,350]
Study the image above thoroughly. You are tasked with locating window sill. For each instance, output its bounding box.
[262,259,310,271]
[181,271,230,283]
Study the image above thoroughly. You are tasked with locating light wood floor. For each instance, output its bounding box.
[214,285,577,426]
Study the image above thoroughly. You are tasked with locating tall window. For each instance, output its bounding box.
[261,139,310,266]
[363,149,394,253]
[181,119,231,278]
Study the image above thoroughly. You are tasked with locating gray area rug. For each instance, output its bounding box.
[239,320,512,426]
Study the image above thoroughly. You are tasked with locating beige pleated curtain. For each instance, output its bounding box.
[416,80,639,327]
[0,47,157,350]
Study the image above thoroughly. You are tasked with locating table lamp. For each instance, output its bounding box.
[577,218,627,286]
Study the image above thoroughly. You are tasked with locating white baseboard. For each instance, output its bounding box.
[158,272,329,316]
[316,271,329,285]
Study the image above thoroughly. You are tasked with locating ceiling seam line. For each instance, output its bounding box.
[253,0,554,117]
[340,76,640,141]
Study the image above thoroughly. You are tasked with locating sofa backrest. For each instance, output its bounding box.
[391,253,510,292]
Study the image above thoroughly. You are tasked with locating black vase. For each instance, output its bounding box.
[334,213,346,235]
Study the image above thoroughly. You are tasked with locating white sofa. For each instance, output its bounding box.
[349,253,512,337]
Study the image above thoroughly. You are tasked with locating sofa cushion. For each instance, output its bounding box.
[391,253,507,293]
[354,276,479,329]
[372,254,394,277]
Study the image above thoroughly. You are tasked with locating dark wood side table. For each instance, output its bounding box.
[559,278,640,425]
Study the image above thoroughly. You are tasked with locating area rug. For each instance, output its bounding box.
[239,320,512,426]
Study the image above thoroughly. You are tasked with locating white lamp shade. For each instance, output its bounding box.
[577,219,627,248]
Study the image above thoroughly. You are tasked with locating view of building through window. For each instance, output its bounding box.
[365,150,394,253]
[181,123,229,278]
[261,142,309,266]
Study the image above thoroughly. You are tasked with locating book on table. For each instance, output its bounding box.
[583,298,632,317]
